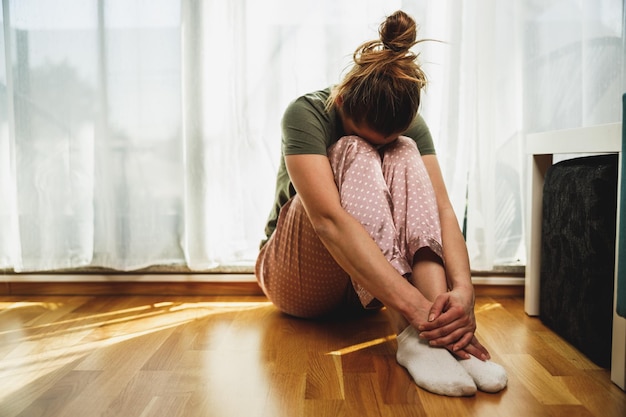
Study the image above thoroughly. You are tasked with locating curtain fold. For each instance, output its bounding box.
[0,0,624,273]
[0,0,17,268]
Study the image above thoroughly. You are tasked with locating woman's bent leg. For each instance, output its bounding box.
[255,195,363,318]
[328,136,446,308]
[380,136,443,264]
[379,138,507,394]
[327,136,413,307]
[374,136,448,324]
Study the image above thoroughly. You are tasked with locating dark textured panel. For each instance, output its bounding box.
[540,154,617,368]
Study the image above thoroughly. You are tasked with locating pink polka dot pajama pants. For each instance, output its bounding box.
[255,136,443,318]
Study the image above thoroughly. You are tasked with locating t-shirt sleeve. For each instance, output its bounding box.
[281,97,329,156]
[404,114,436,155]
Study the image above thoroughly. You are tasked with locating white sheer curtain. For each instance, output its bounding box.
[416,0,529,270]
[0,0,624,273]
[1,0,185,271]
[413,0,624,270]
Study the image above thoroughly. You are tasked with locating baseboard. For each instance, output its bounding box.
[1,273,524,297]
[472,276,525,296]
[0,274,262,296]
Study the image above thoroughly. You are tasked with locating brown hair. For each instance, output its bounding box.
[328,10,428,136]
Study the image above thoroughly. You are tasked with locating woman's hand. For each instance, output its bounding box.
[416,287,490,360]
[450,335,490,361]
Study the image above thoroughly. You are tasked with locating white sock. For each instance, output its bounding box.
[396,326,477,397]
[458,355,508,393]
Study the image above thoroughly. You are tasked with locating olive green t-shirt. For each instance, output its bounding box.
[262,87,436,242]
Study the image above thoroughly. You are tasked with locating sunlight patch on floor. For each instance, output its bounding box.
[327,334,395,356]
[0,301,65,312]
[0,300,274,403]
[475,302,503,313]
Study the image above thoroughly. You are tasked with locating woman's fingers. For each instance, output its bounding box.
[447,336,490,361]
[423,326,468,347]
[419,308,471,338]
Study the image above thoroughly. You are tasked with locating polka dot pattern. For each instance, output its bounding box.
[255,135,443,318]
[256,196,358,318]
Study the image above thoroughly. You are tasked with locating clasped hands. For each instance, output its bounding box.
[414,287,490,361]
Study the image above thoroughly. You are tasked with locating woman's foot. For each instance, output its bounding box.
[396,326,477,396]
[458,355,508,393]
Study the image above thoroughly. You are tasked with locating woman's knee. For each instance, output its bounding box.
[381,135,420,159]
[328,135,379,160]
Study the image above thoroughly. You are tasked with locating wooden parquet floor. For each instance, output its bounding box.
[0,294,625,417]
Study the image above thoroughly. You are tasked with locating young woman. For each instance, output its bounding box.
[255,10,507,397]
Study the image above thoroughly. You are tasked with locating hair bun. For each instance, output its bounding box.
[379,10,417,53]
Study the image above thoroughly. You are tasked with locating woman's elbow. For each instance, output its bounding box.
[308,211,341,242]
[309,216,334,240]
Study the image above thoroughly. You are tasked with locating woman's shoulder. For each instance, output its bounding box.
[404,114,436,155]
[285,88,331,116]
[282,88,335,155]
